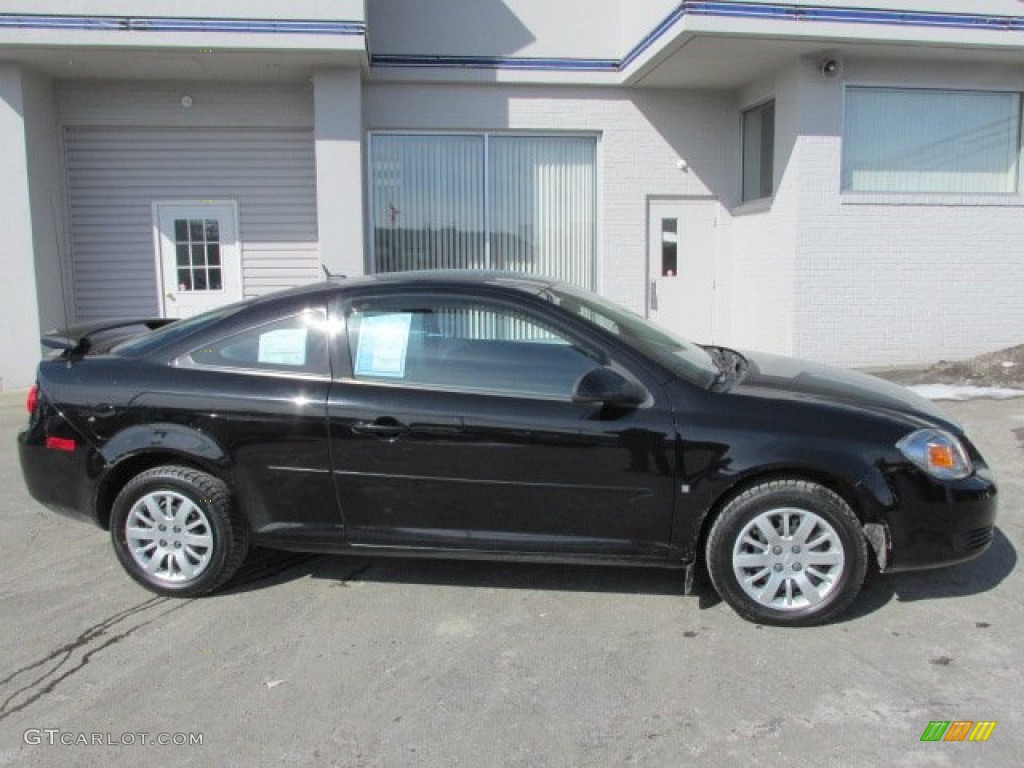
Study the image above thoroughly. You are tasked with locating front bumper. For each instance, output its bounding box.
[880,466,997,572]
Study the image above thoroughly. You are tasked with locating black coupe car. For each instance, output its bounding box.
[19,272,997,625]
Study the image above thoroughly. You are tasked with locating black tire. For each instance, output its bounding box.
[705,479,867,626]
[110,465,249,597]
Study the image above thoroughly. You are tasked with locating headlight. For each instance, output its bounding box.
[896,428,973,480]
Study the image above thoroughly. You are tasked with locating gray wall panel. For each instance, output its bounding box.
[64,125,318,320]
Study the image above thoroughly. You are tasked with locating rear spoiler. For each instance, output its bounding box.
[41,318,178,354]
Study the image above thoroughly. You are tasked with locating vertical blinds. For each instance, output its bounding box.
[843,87,1021,194]
[371,133,597,289]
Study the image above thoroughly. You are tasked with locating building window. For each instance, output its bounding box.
[842,87,1021,194]
[370,133,597,289]
[742,101,775,202]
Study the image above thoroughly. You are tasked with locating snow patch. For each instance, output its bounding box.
[908,384,1024,401]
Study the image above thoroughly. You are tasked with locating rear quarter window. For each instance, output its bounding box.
[183,310,329,377]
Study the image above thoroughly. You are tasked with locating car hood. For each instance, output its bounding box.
[729,350,956,429]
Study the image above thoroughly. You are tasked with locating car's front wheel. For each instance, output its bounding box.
[706,479,867,626]
[110,466,249,597]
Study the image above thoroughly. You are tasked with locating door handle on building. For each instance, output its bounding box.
[650,280,658,311]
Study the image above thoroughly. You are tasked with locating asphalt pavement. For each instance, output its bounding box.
[0,390,1020,767]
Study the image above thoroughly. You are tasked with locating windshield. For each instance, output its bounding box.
[112,302,245,357]
[542,282,719,388]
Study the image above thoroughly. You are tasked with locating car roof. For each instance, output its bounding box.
[112,271,562,359]
[238,270,559,312]
[287,270,557,299]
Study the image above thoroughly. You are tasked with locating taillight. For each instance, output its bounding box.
[45,436,76,452]
[26,384,38,414]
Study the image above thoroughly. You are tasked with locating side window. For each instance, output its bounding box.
[346,301,602,398]
[186,310,329,376]
[742,100,775,202]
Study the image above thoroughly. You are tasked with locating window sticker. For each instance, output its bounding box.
[258,328,308,366]
[354,313,413,378]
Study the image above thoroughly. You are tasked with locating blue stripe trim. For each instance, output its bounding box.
[370,54,618,72]
[373,2,1024,73]
[681,2,1022,30]
[0,14,365,36]
[4,5,1024,73]
[620,5,688,70]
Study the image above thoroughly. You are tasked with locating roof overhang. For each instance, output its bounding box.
[627,2,1024,88]
[5,3,1024,86]
[367,2,1024,87]
[0,13,366,80]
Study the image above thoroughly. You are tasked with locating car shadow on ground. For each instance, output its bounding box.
[224,549,690,598]
[221,527,1016,622]
[842,526,1016,622]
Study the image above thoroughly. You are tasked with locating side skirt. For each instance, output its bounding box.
[252,525,689,570]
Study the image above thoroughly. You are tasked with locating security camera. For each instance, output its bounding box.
[820,58,840,78]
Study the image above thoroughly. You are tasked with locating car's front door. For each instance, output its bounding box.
[326,291,678,559]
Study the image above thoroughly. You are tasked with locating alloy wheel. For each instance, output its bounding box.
[731,506,845,611]
[125,490,214,584]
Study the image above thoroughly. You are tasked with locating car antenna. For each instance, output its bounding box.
[321,264,347,280]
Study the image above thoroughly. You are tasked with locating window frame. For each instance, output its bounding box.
[366,130,601,289]
[740,100,776,204]
[840,84,1024,197]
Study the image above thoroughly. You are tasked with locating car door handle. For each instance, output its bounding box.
[351,418,409,438]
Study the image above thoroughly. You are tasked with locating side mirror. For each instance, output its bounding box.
[572,367,647,407]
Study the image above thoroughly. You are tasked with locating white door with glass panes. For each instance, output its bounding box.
[647,199,717,343]
[155,202,242,318]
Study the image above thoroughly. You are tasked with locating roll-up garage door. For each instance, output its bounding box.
[64,126,319,320]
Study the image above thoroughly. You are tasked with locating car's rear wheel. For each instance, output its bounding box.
[706,479,867,626]
[110,466,248,597]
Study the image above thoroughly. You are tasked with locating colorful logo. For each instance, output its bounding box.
[920,721,996,742]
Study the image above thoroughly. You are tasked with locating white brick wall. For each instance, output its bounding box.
[365,83,738,318]
[718,65,803,357]
[792,58,1024,366]
[365,61,1024,368]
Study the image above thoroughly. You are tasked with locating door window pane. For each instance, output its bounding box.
[370,134,596,289]
[843,87,1021,193]
[661,218,678,277]
[742,101,775,202]
[173,217,225,292]
[347,301,601,398]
